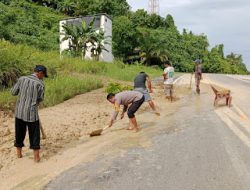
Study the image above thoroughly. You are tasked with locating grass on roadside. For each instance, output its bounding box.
[0,40,163,111]
[66,60,163,81]
[43,75,103,107]
[0,74,103,110]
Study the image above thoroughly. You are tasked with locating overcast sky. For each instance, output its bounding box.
[127,0,250,70]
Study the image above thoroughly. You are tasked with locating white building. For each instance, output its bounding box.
[59,14,113,62]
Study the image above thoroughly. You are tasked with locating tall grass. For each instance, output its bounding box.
[67,60,163,81]
[0,89,16,110]
[43,75,103,107]
[0,41,164,111]
[0,75,103,110]
[104,62,162,81]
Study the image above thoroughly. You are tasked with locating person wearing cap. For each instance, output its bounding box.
[134,72,160,116]
[194,59,202,94]
[163,60,175,101]
[11,65,48,162]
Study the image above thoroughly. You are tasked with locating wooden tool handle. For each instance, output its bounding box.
[102,126,110,131]
[39,121,46,139]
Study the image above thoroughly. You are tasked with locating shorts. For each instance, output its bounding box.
[14,118,40,149]
[127,96,145,118]
[134,88,151,102]
[164,84,174,97]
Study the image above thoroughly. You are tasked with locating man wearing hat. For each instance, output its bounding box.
[194,59,202,94]
[11,65,48,162]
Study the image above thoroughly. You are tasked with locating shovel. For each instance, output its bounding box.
[89,126,109,137]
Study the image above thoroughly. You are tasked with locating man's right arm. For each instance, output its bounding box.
[11,78,21,96]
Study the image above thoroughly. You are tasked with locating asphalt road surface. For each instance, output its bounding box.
[45,74,250,190]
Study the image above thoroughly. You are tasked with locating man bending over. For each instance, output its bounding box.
[107,91,145,132]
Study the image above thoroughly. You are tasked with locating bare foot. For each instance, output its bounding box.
[17,148,22,158]
[34,158,41,163]
[126,127,134,130]
[34,150,40,163]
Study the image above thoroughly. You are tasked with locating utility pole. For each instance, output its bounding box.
[148,0,160,15]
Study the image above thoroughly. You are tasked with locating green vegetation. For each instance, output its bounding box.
[0,0,248,110]
[43,75,103,107]
[0,0,248,74]
[61,18,111,60]
[0,40,161,110]
[0,0,63,50]
[106,82,133,94]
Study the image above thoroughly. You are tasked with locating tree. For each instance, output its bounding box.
[97,0,130,16]
[112,16,138,58]
[137,28,169,65]
[147,13,165,29]
[90,29,111,61]
[165,14,176,29]
[130,9,149,27]
[61,18,97,59]
[57,0,76,15]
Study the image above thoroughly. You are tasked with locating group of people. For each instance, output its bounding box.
[11,60,202,162]
[106,60,175,132]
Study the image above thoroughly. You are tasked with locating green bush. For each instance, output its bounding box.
[106,82,133,94]
[0,89,16,110]
[0,1,63,50]
[0,40,60,88]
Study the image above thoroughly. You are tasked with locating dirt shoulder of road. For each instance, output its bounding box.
[0,75,193,190]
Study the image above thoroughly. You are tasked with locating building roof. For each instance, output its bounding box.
[60,13,112,22]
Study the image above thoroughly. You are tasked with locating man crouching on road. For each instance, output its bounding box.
[11,65,48,162]
[107,91,145,132]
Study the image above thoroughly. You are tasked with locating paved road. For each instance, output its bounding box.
[45,74,250,190]
[206,74,250,118]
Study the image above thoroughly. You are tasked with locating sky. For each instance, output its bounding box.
[127,0,250,70]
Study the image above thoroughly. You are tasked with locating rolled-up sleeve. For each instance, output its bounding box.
[112,99,121,121]
[112,110,119,121]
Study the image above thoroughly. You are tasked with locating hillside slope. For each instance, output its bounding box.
[0,0,64,50]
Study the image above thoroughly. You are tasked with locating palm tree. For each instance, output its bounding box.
[78,18,97,59]
[61,18,97,59]
[90,29,111,61]
[61,23,82,56]
[137,28,169,65]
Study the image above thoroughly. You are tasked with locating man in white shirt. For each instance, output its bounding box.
[163,61,175,101]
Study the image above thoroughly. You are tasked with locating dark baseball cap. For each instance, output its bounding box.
[34,65,48,78]
[194,59,201,64]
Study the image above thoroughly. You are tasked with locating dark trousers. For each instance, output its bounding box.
[127,96,145,118]
[15,118,40,150]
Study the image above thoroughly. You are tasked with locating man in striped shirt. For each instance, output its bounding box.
[11,65,48,162]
